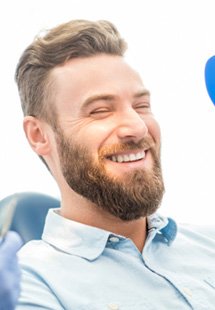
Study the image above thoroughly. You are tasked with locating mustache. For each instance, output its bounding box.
[99,136,155,158]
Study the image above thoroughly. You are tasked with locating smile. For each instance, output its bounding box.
[108,151,146,163]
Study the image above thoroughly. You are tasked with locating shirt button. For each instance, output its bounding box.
[109,236,119,243]
[108,303,119,310]
[183,287,192,297]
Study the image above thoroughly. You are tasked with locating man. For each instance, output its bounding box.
[0,231,22,310]
[15,20,215,309]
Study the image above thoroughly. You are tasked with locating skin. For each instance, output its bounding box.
[24,54,161,252]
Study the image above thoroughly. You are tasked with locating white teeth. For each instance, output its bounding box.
[112,156,117,162]
[110,151,145,163]
[136,152,144,160]
[129,154,136,161]
[123,155,130,162]
[117,155,123,163]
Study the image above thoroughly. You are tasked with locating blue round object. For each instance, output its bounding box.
[205,56,215,106]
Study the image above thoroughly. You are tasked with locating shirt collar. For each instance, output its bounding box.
[42,209,111,260]
[42,209,177,260]
[147,213,177,245]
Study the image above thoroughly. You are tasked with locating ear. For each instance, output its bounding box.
[23,116,51,156]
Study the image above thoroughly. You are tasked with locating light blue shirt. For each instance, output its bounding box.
[17,209,215,309]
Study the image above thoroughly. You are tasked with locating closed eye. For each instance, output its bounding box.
[136,104,149,108]
[89,108,112,119]
[134,103,151,112]
[90,108,110,114]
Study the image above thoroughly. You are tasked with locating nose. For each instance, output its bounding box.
[115,109,148,142]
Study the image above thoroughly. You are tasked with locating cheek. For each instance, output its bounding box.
[146,117,161,145]
[74,120,114,151]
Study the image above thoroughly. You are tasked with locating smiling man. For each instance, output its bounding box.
[15,20,215,309]
[51,55,163,229]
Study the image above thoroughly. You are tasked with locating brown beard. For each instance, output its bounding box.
[55,129,165,221]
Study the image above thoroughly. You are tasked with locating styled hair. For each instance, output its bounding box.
[15,19,127,124]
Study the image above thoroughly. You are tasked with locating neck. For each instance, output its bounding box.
[60,191,147,252]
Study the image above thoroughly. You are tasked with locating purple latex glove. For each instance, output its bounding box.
[0,231,23,310]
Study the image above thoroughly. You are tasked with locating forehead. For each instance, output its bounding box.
[50,55,147,113]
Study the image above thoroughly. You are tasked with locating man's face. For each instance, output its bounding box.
[51,55,164,220]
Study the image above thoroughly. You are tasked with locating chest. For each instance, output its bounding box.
[45,248,215,310]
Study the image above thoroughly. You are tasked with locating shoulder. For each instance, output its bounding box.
[174,222,215,254]
[18,239,60,275]
[177,222,215,240]
[18,240,53,260]
[17,240,64,308]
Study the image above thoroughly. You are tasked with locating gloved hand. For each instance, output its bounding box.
[0,231,23,310]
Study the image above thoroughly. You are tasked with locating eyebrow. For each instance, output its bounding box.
[81,89,150,110]
[133,89,151,98]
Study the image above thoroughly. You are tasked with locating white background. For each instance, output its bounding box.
[0,0,215,224]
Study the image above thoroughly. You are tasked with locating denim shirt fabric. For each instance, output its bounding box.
[17,209,215,310]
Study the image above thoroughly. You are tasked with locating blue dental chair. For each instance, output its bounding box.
[0,192,60,243]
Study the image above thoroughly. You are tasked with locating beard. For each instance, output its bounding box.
[55,129,165,221]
